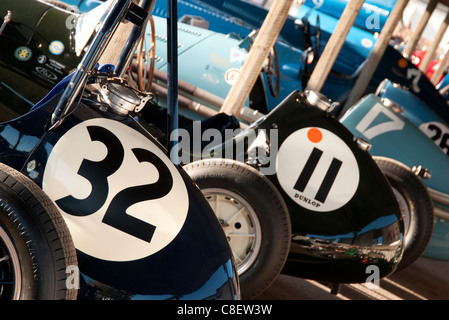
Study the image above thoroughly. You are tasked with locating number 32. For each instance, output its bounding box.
[55,125,173,243]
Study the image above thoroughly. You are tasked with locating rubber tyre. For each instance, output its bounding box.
[0,163,77,300]
[184,159,291,300]
[374,156,434,272]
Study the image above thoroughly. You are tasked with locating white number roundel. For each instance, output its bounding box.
[276,127,360,212]
[43,118,189,262]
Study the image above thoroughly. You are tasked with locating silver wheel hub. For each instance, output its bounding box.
[203,188,262,276]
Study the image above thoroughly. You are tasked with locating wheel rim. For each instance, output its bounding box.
[0,226,21,300]
[203,188,262,276]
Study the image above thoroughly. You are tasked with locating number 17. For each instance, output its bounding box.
[355,102,404,139]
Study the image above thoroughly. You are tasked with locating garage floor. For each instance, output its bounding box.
[256,256,449,300]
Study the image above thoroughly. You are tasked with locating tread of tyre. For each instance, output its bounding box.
[0,163,77,300]
[184,158,291,300]
[374,156,434,272]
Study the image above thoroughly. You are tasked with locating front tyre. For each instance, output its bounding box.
[0,163,77,300]
[374,157,434,272]
[184,159,291,300]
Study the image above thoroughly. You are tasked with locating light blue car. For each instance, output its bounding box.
[149,0,425,119]
[295,0,396,75]
[341,78,449,261]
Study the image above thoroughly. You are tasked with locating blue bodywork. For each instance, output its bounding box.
[150,14,304,118]
[0,74,239,299]
[0,0,240,299]
[148,0,427,118]
[295,0,396,72]
[57,0,105,12]
[341,85,449,261]
[378,81,449,260]
[60,0,420,119]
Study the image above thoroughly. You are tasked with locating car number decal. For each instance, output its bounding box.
[406,68,421,93]
[419,121,449,155]
[224,68,240,85]
[43,118,189,262]
[276,127,359,212]
[14,46,32,61]
[355,102,405,139]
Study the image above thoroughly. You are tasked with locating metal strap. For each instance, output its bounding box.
[0,11,12,37]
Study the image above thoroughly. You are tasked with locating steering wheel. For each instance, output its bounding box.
[314,15,321,61]
[136,16,156,93]
[302,15,321,64]
[246,30,280,98]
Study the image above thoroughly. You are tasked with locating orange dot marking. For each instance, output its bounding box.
[398,58,408,69]
[307,128,322,143]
